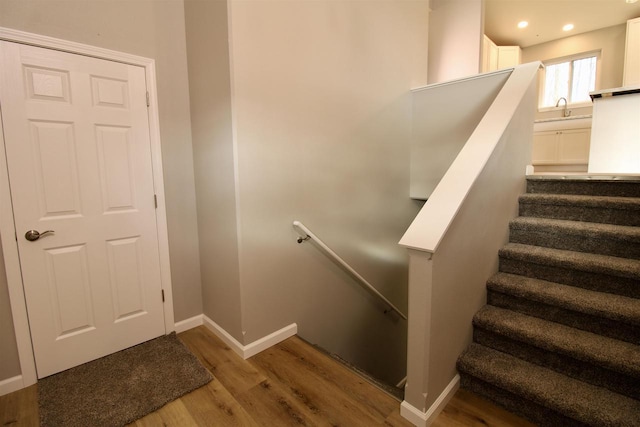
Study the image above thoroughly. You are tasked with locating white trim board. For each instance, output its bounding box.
[0,375,25,397]
[203,315,297,359]
[401,375,460,427]
[0,26,175,389]
[174,315,204,334]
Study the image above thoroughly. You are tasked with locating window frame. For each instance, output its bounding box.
[538,50,602,111]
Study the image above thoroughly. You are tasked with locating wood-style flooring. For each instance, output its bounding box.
[0,326,535,426]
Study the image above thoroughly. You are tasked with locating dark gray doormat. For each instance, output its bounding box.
[38,333,213,426]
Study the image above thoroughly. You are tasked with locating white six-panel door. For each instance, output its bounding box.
[0,41,166,378]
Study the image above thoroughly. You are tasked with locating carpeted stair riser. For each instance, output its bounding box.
[498,243,640,298]
[460,374,587,427]
[489,272,640,315]
[526,179,640,197]
[499,257,640,299]
[486,273,640,343]
[472,306,640,380]
[487,290,640,344]
[457,344,640,427]
[473,328,640,400]
[500,244,640,280]
[509,218,640,259]
[519,194,640,227]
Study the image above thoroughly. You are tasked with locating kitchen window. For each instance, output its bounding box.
[540,52,599,108]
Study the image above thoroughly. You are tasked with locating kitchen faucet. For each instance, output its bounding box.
[555,97,571,117]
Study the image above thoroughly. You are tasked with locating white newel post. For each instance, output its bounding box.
[401,249,434,425]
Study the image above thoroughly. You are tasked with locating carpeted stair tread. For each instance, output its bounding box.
[518,193,640,211]
[526,178,640,197]
[499,243,640,280]
[518,193,640,227]
[509,217,640,258]
[510,216,640,242]
[473,323,640,400]
[473,305,640,378]
[487,272,640,327]
[519,193,640,210]
[457,343,640,427]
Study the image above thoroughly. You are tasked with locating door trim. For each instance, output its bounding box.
[0,27,175,388]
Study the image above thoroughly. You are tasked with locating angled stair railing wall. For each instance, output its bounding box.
[293,220,407,320]
[398,62,543,426]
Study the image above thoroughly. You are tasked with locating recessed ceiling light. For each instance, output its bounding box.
[626,0,638,4]
[563,24,574,32]
[518,21,529,29]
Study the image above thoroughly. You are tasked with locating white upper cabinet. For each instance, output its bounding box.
[482,35,521,73]
[497,46,521,70]
[623,17,640,87]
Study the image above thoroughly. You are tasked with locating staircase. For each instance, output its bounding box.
[457,176,640,427]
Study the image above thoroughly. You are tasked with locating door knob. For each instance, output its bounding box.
[24,230,54,241]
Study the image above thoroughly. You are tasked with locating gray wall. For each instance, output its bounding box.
[0,0,203,381]
[225,0,429,384]
[184,0,243,340]
[428,0,483,83]
[0,238,20,380]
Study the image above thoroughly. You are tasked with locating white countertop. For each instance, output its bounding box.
[534,114,592,123]
[590,85,640,99]
[533,115,592,132]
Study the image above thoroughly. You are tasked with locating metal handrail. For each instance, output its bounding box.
[293,220,407,320]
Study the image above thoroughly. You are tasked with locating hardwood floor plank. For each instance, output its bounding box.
[431,389,536,427]
[0,384,38,427]
[180,378,259,426]
[179,326,266,395]
[131,398,198,426]
[251,338,396,425]
[382,409,416,427]
[129,411,166,427]
[0,326,536,427]
[270,337,400,419]
[152,398,200,426]
[235,378,319,426]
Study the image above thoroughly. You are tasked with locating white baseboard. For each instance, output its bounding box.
[203,315,246,358]
[203,315,297,359]
[0,375,24,396]
[400,374,460,427]
[243,323,297,358]
[174,314,204,333]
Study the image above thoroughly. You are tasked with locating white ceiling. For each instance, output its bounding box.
[485,0,640,48]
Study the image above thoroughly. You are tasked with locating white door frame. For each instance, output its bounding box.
[0,27,175,390]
